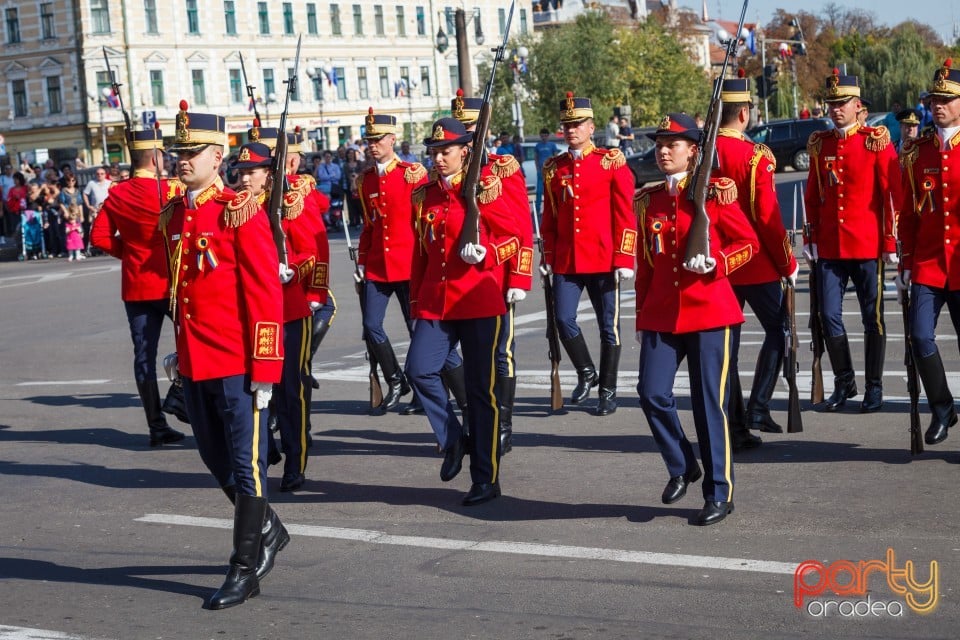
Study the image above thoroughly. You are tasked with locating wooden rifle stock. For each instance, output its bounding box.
[897,240,923,455]
[805,223,825,404]
[784,284,803,432]
[458,102,490,248]
[541,241,563,412]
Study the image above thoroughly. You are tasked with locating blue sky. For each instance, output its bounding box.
[683,0,959,42]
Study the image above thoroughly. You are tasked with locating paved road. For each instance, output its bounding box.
[0,177,957,639]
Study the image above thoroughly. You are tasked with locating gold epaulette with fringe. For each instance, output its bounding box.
[158,200,176,231]
[807,131,825,158]
[490,154,521,178]
[477,175,503,205]
[283,189,305,220]
[900,136,921,169]
[404,162,427,184]
[353,172,364,193]
[600,148,626,170]
[166,178,185,202]
[709,177,738,205]
[863,125,891,152]
[633,184,661,220]
[412,184,427,208]
[755,143,776,170]
[224,188,261,227]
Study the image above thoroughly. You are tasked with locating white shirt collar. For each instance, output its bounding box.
[666,172,688,196]
[939,125,960,148]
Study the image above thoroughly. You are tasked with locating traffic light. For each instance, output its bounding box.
[757,65,778,100]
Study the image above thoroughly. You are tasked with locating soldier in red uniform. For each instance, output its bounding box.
[160,102,287,609]
[804,70,901,413]
[635,113,760,526]
[356,109,463,416]
[451,90,533,453]
[90,127,186,447]
[715,76,799,447]
[407,118,522,506]
[542,93,637,416]
[898,58,960,446]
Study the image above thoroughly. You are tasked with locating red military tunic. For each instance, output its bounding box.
[410,171,520,320]
[161,179,283,383]
[716,130,797,285]
[899,130,960,289]
[484,153,534,292]
[91,170,183,301]
[357,158,427,282]
[541,144,637,273]
[804,124,900,259]
[634,178,760,334]
[279,174,331,313]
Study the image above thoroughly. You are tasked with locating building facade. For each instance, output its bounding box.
[0,0,531,167]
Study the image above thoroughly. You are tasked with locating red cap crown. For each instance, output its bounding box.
[179,99,189,111]
[832,67,839,76]
[947,58,953,68]
[566,91,574,98]
[456,88,464,97]
[737,68,745,78]
[252,117,260,127]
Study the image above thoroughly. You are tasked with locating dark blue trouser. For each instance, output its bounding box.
[276,317,311,478]
[363,279,412,345]
[817,259,885,338]
[182,374,267,497]
[496,304,516,377]
[553,272,621,345]
[123,299,170,384]
[408,317,502,485]
[909,284,960,358]
[638,327,735,503]
[731,281,787,408]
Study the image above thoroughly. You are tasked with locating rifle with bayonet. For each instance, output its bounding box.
[802,189,825,404]
[102,47,132,134]
[345,223,384,409]
[783,187,803,432]
[239,52,262,127]
[264,36,302,266]
[898,239,923,455]
[533,210,563,411]
[684,0,748,262]
[457,0,515,251]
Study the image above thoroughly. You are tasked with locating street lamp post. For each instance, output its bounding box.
[307,64,331,150]
[99,87,111,163]
[435,8,484,97]
[259,92,278,126]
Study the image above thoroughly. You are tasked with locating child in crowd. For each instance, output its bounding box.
[65,205,85,261]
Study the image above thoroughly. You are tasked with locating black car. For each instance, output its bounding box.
[745,118,833,172]
[625,146,662,187]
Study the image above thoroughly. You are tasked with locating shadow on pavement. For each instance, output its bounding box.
[727,438,960,465]
[0,460,213,488]
[0,424,193,451]
[0,557,218,602]
[24,393,143,410]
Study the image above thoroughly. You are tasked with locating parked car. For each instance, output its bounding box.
[745,117,833,172]
[516,140,568,192]
[625,146,662,187]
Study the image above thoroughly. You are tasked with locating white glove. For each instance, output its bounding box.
[163,353,180,382]
[251,382,273,410]
[279,264,295,283]
[786,264,800,288]
[460,242,487,265]
[615,268,635,282]
[635,330,644,344]
[802,243,818,263]
[309,301,322,312]
[354,264,366,283]
[883,252,899,266]
[506,288,527,303]
[683,254,716,274]
[540,263,553,277]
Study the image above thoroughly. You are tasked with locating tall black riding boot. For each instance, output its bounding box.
[138,380,185,447]
[596,343,620,416]
[220,486,289,580]
[859,333,885,413]
[369,339,410,414]
[915,351,958,445]
[442,364,469,437]
[745,347,784,433]
[161,380,191,424]
[496,376,516,455]
[207,494,267,610]
[309,309,333,389]
[730,366,763,449]
[821,334,857,412]
[561,333,597,405]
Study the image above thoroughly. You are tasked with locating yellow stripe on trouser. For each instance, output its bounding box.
[719,325,733,501]
[612,278,621,346]
[505,304,516,377]
[875,259,884,336]
[298,316,311,473]
[251,406,263,497]
[489,315,502,483]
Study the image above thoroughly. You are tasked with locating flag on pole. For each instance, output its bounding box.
[105,89,120,108]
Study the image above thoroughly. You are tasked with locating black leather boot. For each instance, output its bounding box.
[309,307,333,390]
[915,351,958,445]
[596,343,620,416]
[496,376,516,455]
[745,347,784,433]
[561,333,597,405]
[859,333,885,413]
[139,381,185,447]
[369,339,410,414]
[822,334,857,412]
[207,494,267,610]
[161,381,191,424]
[400,392,425,415]
[441,365,468,413]
[221,486,289,580]
[729,367,762,449]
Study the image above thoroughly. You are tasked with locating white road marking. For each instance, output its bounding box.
[135,513,797,575]
[15,380,112,387]
[0,627,97,640]
[0,264,120,289]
